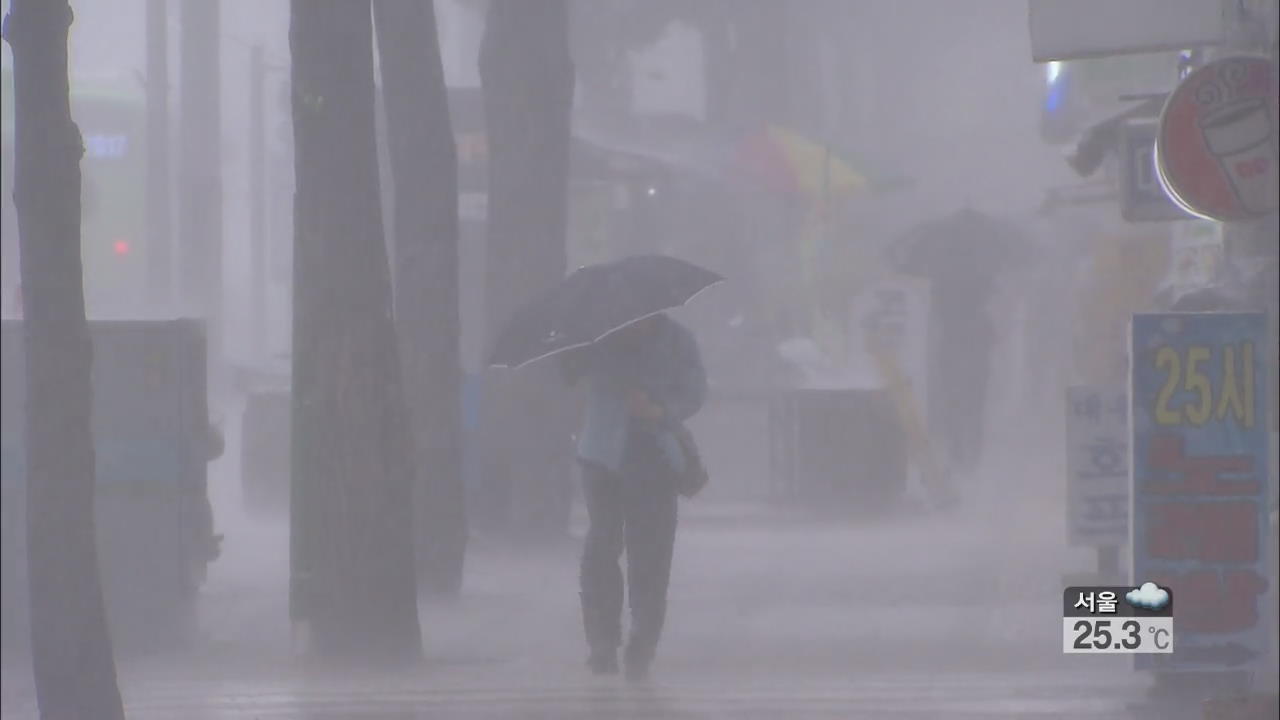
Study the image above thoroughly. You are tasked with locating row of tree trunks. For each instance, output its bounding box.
[288,0,422,661]
[3,1,126,717]
[476,0,578,539]
[373,0,467,597]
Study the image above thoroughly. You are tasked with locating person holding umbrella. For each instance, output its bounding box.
[562,312,706,680]
[489,255,718,681]
[888,208,1032,479]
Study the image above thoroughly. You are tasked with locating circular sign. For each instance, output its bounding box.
[1156,55,1279,222]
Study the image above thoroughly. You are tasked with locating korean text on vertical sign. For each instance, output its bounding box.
[1066,386,1129,547]
[1130,313,1270,673]
[850,275,931,421]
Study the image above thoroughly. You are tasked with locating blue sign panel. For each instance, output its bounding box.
[1131,313,1270,673]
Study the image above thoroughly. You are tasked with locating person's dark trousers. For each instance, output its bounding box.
[947,353,990,473]
[579,429,679,672]
[931,339,990,475]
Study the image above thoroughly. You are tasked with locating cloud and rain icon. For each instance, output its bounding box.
[1125,582,1170,611]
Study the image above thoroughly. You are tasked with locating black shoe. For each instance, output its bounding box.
[587,649,619,675]
[622,643,653,682]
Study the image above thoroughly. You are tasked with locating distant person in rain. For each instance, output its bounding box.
[191,419,225,584]
[559,312,708,681]
[893,209,1029,478]
[933,275,995,474]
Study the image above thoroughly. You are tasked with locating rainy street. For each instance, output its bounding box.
[1,406,1182,719]
[2,1,1279,718]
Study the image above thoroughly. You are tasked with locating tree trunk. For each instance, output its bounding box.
[288,0,422,662]
[249,44,267,359]
[478,0,577,539]
[145,0,172,306]
[3,2,125,717]
[178,0,222,384]
[373,0,467,597]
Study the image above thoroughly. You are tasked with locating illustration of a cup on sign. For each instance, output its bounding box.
[1195,74,1279,215]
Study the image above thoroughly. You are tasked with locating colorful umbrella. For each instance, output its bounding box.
[734,124,869,199]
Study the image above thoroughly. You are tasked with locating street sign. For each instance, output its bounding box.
[1119,119,1192,223]
[1028,0,1224,62]
[1065,386,1130,547]
[1156,55,1279,222]
[1130,313,1271,674]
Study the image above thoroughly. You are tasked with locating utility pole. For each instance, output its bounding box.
[145,0,172,307]
[249,44,266,360]
[1224,0,1279,273]
[1180,1,1278,700]
[179,0,223,380]
[1217,0,1277,404]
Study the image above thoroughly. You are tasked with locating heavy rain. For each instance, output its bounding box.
[1,1,1278,718]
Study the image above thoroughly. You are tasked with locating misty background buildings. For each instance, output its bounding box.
[4,0,1070,374]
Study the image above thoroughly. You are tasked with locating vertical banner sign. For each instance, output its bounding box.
[1131,313,1271,673]
[850,275,931,421]
[850,276,933,490]
[1166,220,1224,295]
[1066,386,1130,547]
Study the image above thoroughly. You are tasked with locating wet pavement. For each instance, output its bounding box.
[0,415,1233,719]
[1,671,1168,719]
[1,498,1206,719]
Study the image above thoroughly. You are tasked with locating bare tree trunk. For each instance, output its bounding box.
[288,0,422,662]
[249,44,267,359]
[178,0,223,384]
[3,2,125,717]
[145,0,172,306]
[478,0,577,539]
[373,0,467,598]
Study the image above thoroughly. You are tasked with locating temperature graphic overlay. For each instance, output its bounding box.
[1063,584,1174,654]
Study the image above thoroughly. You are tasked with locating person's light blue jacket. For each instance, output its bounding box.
[568,315,707,476]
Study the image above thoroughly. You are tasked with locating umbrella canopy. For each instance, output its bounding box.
[488,254,724,370]
[1153,283,1251,312]
[888,208,1035,281]
[734,124,869,198]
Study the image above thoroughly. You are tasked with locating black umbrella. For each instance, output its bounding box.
[488,254,724,369]
[888,208,1035,280]
[1155,284,1252,312]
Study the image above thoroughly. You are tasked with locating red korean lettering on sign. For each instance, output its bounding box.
[1141,432,1267,634]
[1146,500,1259,564]
[1144,434,1258,497]
[1148,568,1268,634]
